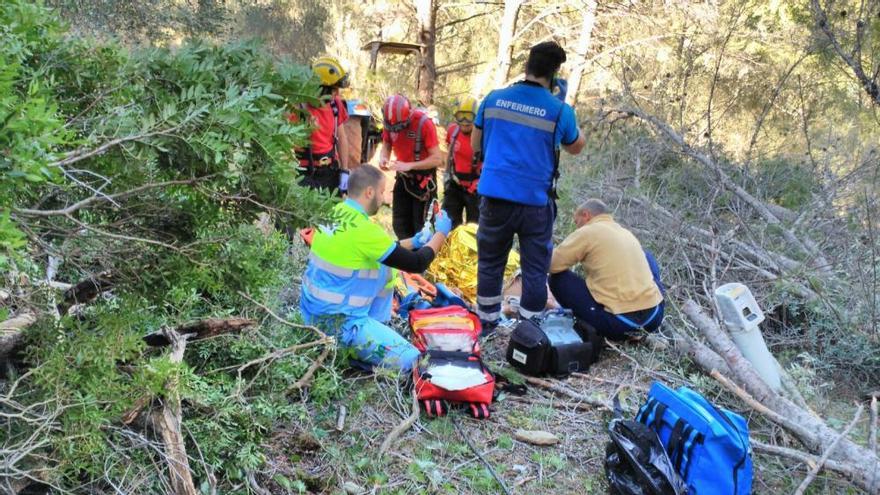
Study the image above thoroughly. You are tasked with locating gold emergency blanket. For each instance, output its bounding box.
[427,223,520,303]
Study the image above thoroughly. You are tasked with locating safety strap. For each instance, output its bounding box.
[468,402,490,419]
[667,419,687,470]
[639,398,706,483]
[652,402,668,432]
[681,428,704,481]
[423,399,446,417]
[446,124,480,188]
[548,103,565,200]
[614,305,661,331]
[446,124,460,174]
[298,100,342,172]
[413,113,430,162]
[330,98,341,163]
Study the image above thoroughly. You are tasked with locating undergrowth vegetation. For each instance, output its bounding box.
[1,1,344,492]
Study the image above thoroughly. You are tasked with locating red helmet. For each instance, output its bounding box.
[383,94,412,132]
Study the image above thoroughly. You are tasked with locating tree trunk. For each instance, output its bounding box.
[493,0,524,89]
[565,0,597,106]
[415,0,437,105]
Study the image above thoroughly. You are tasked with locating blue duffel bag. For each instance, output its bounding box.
[636,382,753,495]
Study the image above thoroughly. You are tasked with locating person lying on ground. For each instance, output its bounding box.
[547,199,666,341]
[299,164,453,371]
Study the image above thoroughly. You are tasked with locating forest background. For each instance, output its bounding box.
[2,0,880,493]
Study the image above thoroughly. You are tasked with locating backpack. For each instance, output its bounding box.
[410,306,495,419]
[636,382,753,495]
[506,309,602,376]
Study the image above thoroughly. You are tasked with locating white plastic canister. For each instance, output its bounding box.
[714,283,781,391]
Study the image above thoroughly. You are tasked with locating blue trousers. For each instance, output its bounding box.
[477,196,555,323]
[548,250,665,341]
[302,292,420,372]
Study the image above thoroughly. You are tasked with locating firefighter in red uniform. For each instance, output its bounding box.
[292,56,351,193]
[442,96,482,228]
[378,94,443,239]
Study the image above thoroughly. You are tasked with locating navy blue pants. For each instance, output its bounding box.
[548,250,666,341]
[477,196,555,323]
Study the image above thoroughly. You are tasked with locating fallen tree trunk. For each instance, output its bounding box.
[681,299,880,493]
[0,312,36,360]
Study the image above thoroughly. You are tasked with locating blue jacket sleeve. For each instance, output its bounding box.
[556,104,579,146]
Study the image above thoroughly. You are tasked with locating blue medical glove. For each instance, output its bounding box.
[552,78,568,102]
[339,170,350,193]
[435,209,453,236]
[412,225,433,249]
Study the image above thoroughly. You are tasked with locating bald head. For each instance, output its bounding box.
[574,198,609,227]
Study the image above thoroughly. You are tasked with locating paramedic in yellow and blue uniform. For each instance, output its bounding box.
[300,164,453,371]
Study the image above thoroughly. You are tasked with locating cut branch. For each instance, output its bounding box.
[871,396,878,454]
[51,111,203,169]
[287,344,332,393]
[793,404,864,495]
[379,392,419,455]
[752,440,862,482]
[522,376,614,411]
[238,291,328,340]
[143,317,256,347]
[620,107,833,275]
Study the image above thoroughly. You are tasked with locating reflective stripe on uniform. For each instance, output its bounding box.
[377,288,392,298]
[476,309,500,322]
[303,276,345,304]
[309,252,354,277]
[484,108,556,132]
[348,295,373,307]
[309,253,381,280]
[518,307,541,319]
[477,294,503,306]
[357,269,380,279]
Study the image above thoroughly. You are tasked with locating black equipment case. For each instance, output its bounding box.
[506,310,602,376]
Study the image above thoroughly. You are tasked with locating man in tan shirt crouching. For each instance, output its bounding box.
[548,199,665,340]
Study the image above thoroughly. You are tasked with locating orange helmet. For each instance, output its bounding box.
[383,94,412,132]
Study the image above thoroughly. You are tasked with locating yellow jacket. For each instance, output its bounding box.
[549,214,662,314]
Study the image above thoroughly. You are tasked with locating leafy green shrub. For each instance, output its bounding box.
[1,2,345,492]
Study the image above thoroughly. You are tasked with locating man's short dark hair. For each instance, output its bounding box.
[525,41,567,80]
[348,164,384,197]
